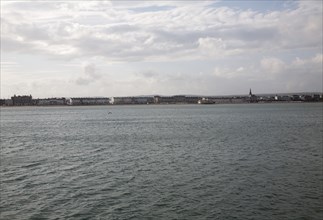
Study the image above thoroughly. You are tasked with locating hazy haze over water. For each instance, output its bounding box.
[0,103,322,219]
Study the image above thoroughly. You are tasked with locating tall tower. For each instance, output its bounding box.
[249,88,252,97]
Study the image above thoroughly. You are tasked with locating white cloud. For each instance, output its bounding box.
[1,0,322,62]
[0,1,322,97]
[74,63,102,86]
[261,57,285,74]
[198,37,226,54]
[212,53,322,93]
[312,54,323,64]
[291,53,323,66]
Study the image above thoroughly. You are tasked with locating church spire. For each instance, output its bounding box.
[249,88,252,96]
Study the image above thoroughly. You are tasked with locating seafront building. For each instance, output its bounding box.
[11,95,33,106]
[0,90,322,106]
[35,98,66,106]
[112,97,154,105]
[154,96,199,104]
[67,97,110,105]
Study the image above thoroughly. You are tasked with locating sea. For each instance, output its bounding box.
[0,103,322,220]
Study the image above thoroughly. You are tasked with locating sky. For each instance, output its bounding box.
[1,0,322,98]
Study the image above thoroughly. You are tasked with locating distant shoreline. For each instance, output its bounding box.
[2,92,322,107]
[1,101,321,108]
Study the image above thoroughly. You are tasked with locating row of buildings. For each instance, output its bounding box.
[0,96,110,106]
[112,96,200,105]
[1,91,322,106]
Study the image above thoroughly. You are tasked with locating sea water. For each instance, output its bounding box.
[0,103,322,219]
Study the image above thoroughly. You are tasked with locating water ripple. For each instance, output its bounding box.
[0,104,322,220]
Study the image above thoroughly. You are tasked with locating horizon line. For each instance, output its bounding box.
[2,91,323,99]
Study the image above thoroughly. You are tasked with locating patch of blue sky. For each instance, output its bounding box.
[210,0,298,13]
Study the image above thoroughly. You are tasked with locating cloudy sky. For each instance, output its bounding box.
[1,0,322,98]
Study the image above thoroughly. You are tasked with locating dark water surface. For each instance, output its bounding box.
[1,103,322,219]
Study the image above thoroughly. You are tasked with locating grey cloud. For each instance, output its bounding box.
[75,77,92,85]
[1,37,24,52]
[14,23,51,41]
[136,70,202,85]
[73,37,126,59]
[1,1,322,62]
[129,5,176,13]
[75,63,102,86]
[84,63,101,79]
[104,24,140,33]
[218,26,278,42]
[70,30,187,61]
[137,71,158,78]
[5,1,56,11]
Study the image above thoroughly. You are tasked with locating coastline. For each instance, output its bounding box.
[0,101,321,108]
